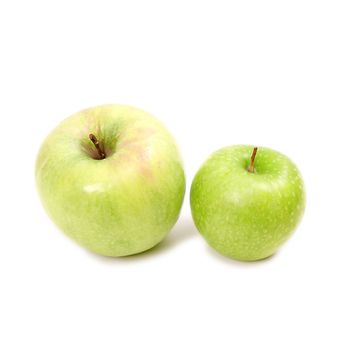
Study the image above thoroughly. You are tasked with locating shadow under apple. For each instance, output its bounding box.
[88,216,198,263]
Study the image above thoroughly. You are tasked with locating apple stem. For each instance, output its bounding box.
[248,147,258,173]
[89,134,106,159]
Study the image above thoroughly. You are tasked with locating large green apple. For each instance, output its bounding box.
[36,105,185,257]
[190,145,305,261]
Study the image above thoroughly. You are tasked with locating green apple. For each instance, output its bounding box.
[36,104,185,257]
[190,145,305,261]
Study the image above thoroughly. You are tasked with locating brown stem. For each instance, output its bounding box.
[248,147,258,173]
[89,134,105,159]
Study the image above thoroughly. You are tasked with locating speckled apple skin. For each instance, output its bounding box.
[36,105,185,257]
[190,145,305,261]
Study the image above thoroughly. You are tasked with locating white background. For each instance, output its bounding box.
[1,1,350,349]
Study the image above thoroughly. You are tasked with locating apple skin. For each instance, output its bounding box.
[190,145,305,261]
[36,105,185,257]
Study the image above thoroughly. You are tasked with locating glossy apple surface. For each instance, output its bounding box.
[190,145,305,261]
[36,105,185,256]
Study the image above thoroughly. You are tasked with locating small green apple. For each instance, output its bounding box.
[36,104,185,257]
[190,145,305,261]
